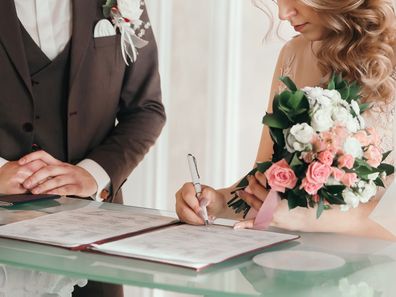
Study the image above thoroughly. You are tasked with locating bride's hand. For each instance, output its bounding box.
[175,183,226,225]
[237,171,268,212]
[233,171,269,230]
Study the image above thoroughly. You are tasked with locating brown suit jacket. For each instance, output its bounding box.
[0,0,166,202]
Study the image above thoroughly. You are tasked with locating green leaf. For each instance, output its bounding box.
[289,153,303,168]
[316,197,325,219]
[288,90,305,110]
[374,178,385,187]
[335,73,343,85]
[324,185,346,194]
[287,190,308,209]
[348,81,361,100]
[327,74,336,90]
[279,90,293,107]
[359,102,371,113]
[382,151,392,162]
[269,128,285,147]
[262,113,290,129]
[355,166,376,180]
[378,163,395,176]
[279,76,298,92]
[102,0,117,17]
[339,87,350,100]
[320,189,345,205]
[257,162,272,173]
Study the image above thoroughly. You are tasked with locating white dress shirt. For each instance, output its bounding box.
[0,0,111,201]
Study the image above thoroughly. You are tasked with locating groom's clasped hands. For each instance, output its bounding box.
[0,150,97,197]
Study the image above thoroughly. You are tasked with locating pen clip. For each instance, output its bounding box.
[187,153,200,179]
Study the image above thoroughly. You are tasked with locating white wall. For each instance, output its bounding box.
[123,1,295,296]
[123,0,293,210]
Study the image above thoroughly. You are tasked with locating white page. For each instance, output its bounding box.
[93,224,299,270]
[0,205,177,248]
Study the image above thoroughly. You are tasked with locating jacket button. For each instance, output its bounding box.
[22,122,34,132]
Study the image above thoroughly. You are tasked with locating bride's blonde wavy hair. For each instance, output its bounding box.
[255,0,396,102]
[300,0,396,102]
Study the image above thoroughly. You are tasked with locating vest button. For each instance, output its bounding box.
[22,122,34,132]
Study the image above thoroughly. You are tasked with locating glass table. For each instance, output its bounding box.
[0,197,395,296]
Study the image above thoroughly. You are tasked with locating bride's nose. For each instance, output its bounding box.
[278,2,298,21]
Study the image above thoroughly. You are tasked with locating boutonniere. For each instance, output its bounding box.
[95,0,150,65]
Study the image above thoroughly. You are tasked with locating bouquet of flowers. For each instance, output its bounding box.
[228,74,394,219]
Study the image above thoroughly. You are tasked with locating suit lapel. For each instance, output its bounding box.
[69,0,97,92]
[0,0,32,96]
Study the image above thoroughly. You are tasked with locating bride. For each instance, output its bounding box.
[175,0,396,241]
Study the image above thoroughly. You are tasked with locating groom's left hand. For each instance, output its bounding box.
[19,150,98,197]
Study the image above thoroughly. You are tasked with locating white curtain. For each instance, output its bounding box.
[124,0,293,211]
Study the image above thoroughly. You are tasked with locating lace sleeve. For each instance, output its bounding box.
[369,68,396,236]
[391,67,396,81]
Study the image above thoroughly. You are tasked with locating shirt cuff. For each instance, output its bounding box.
[76,159,111,202]
[0,157,9,168]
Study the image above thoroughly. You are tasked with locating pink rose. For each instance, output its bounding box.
[312,135,327,152]
[341,173,358,187]
[302,151,315,163]
[317,150,334,166]
[264,159,297,193]
[366,127,381,146]
[300,178,323,195]
[331,167,345,181]
[364,145,382,167]
[354,130,370,147]
[331,126,349,151]
[337,154,355,169]
[306,162,332,185]
[332,125,349,142]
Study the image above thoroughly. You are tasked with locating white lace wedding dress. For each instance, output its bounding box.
[367,68,396,236]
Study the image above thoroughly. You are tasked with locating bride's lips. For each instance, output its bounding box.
[293,23,308,32]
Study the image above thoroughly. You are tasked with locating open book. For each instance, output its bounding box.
[0,204,298,271]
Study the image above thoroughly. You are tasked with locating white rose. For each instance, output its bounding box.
[316,95,332,109]
[345,116,360,133]
[350,100,360,115]
[303,86,324,109]
[341,189,360,211]
[323,89,342,102]
[311,109,334,132]
[290,123,315,144]
[284,129,296,153]
[283,123,314,153]
[357,181,377,203]
[343,137,363,158]
[117,0,143,25]
[332,106,351,124]
[357,114,365,129]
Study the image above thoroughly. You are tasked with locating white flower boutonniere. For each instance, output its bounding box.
[101,0,151,65]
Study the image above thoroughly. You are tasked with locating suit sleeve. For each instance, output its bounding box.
[85,5,166,199]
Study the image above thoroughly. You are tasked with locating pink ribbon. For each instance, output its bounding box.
[253,190,281,229]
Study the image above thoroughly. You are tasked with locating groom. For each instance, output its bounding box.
[0,0,165,202]
[0,0,165,296]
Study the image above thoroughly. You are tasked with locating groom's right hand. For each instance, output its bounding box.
[0,160,47,194]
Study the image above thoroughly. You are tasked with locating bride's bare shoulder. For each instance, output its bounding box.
[279,35,312,62]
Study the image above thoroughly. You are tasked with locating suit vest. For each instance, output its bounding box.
[21,26,71,162]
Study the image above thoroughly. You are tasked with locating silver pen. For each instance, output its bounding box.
[187,154,209,225]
